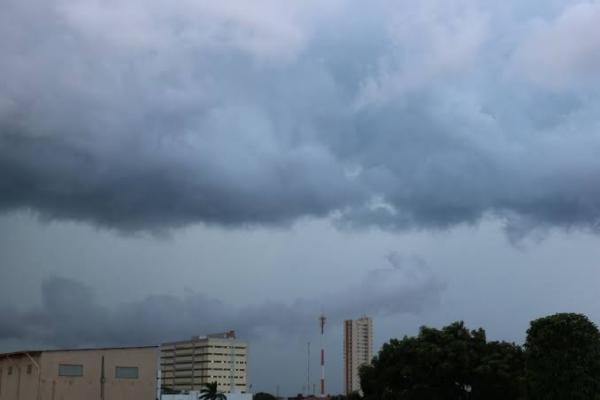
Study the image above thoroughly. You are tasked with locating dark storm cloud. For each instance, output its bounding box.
[2,0,600,235]
[0,254,443,347]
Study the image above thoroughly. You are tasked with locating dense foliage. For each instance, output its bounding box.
[359,313,600,400]
[525,313,600,400]
[360,321,525,400]
[253,393,278,400]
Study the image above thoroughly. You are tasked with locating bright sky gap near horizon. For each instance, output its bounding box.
[2,0,600,395]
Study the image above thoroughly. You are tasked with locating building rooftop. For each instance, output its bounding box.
[161,330,242,346]
[0,345,158,359]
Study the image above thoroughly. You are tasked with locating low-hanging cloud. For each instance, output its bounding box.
[0,253,443,348]
[2,0,600,237]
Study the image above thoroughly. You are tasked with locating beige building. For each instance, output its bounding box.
[0,346,158,400]
[160,331,248,394]
[344,316,373,395]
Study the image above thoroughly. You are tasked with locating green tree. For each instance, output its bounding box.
[200,382,227,400]
[472,341,525,400]
[253,393,277,400]
[360,321,525,400]
[525,313,600,400]
[347,391,362,400]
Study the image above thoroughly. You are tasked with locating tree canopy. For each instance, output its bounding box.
[359,314,600,400]
[525,313,600,400]
[360,321,525,400]
[253,392,278,400]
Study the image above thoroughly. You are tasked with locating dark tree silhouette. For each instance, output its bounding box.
[526,313,600,400]
[200,382,227,400]
[360,321,525,400]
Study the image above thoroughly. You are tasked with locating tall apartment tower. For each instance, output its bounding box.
[344,316,373,395]
[160,331,248,394]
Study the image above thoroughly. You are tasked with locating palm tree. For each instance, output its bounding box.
[200,382,227,400]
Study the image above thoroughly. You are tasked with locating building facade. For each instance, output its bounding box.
[160,331,248,394]
[344,317,373,395]
[0,346,158,400]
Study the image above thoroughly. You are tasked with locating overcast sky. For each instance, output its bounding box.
[2,0,600,395]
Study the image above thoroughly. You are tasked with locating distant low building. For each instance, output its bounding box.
[0,346,158,400]
[160,331,249,394]
[162,391,252,400]
[344,316,373,395]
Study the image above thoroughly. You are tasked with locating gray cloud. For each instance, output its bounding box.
[1,0,600,237]
[0,253,443,347]
[510,1,600,89]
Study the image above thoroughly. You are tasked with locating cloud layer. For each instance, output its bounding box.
[0,253,443,347]
[2,0,600,236]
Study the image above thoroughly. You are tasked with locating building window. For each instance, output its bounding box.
[8,367,12,375]
[59,364,83,377]
[27,365,33,374]
[115,366,139,379]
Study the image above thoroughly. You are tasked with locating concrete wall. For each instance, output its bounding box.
[1,347,158,400]
[0,353,41,400]
[160,390,201,400]
[226,392,252,400]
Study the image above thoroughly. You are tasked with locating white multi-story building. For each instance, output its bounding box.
[160,331,248,394]
[344,317,373,395]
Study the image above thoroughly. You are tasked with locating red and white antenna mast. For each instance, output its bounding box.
[319,314,326,398]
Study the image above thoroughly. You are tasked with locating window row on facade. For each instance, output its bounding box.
[57,364,139,379]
